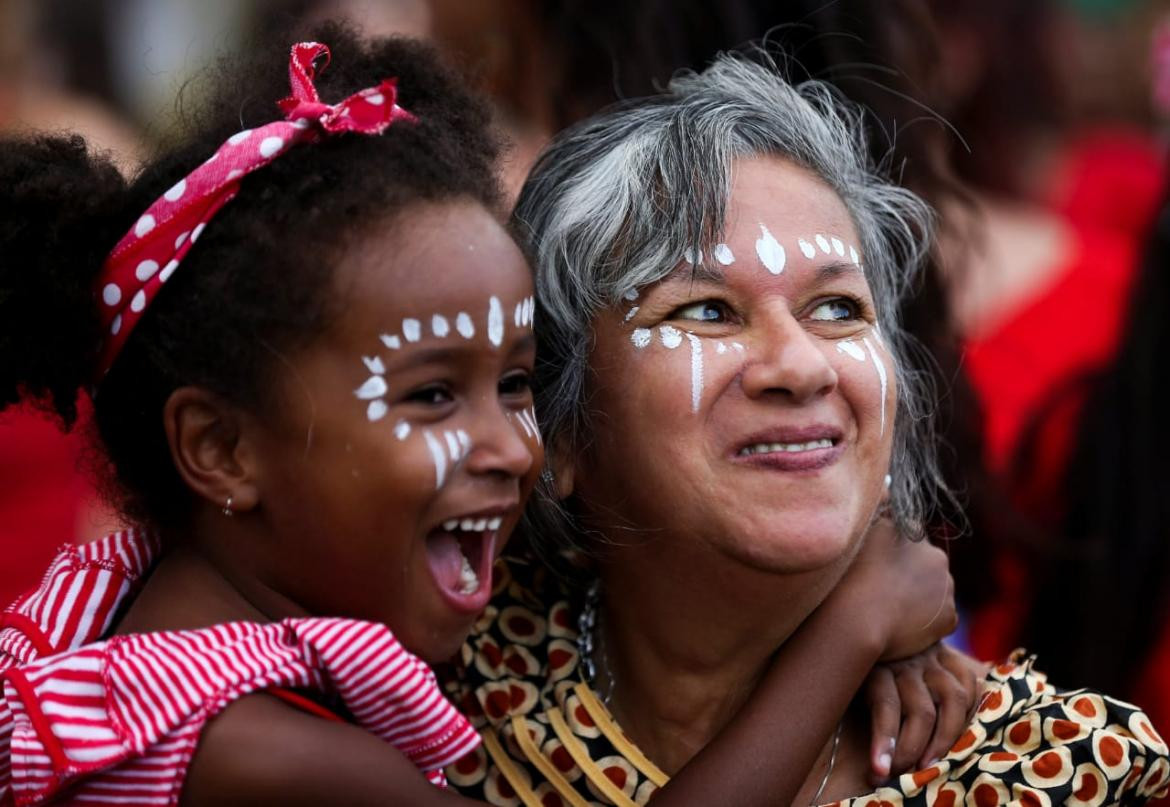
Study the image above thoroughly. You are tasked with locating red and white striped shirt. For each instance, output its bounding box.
[0,530,480,805]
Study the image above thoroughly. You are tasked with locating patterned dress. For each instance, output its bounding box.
[0,530,479,806]
[443,553,1170,807]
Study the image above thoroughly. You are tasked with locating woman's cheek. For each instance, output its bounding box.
[629,325,748,415]
[832,329,893,439]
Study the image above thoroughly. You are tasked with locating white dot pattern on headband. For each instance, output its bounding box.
[432,315,450,338]
[135,260,159,282]
[402,319,421,342]
[228,129,252,145]
[798,238,816,259]
[367,400,388,422]
[831,237,845,257]
[487,296,504,347]
[102,284,122,306]
[362,356,385,375]
[713,244,735,265]
[174,231,189,249]
[227,169,243,180]
[164,179,187,202]
[110,314,122,335]
[135,215,156,238]
[631,328,652,348]
[160,260,179,282]
[366,92,385,105]
[455,312,474,339]
[354,375,388,400]
[660,325,683,349]
[380,334,401,350]
[191,223,205,242]
[259,137,284,158]
[130,290,147,313]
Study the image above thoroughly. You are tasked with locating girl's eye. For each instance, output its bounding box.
[672,300,728,323]
[809,299,859,322]
[499,371,532,398]
[406,385,453,406]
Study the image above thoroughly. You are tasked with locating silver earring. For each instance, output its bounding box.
[222,496,234,517]
[540,468,555,485]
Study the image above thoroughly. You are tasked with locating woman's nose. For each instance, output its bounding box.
[740,309,838,403]
[463,407,539,480]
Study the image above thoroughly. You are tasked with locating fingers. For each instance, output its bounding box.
[864,666,899,783]
[937,644,981,720]
[919,661,969,768]
[890,665,936,775]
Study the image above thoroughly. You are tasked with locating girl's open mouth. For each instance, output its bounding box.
[424,513,502,612]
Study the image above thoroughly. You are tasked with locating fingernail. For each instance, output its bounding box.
[877,752,892,774]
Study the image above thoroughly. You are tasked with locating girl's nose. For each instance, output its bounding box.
[463,407,539,480]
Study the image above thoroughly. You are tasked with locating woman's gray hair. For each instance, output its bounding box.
[513,52,950,553]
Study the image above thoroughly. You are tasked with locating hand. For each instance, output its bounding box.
[829,517,957,662]
[862,642,981,782]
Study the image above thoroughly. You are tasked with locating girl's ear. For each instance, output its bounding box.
[163,387,260,514]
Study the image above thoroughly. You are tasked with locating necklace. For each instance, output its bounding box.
[577,580,616,705]
[810,721,843,805]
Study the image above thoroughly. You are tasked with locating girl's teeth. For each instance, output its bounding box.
[443,519,458,531]
[458,553,480,594]
[739,439,833,456]
[473,518,487,531]
[488,517,502,530]
[460,518,475,531]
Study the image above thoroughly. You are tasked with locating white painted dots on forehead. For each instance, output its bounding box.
[755,224,785,275]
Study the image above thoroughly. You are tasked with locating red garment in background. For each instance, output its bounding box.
[963,130,1169,790]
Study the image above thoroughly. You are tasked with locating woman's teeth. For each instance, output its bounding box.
[738,438,833,456]
[442,516,503,532]
[458,554,479,594]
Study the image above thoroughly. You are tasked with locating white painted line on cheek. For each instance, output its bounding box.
[660,325,683,349]
[394,420,411,441]
[732,342,746,352]
[423,429,447,489]
[755,224,786,274]
[488,296,504,347]
[525,407,543,445]
[862,336,888,437]
[514,410,533,438]
[631,328,652,349]
[526,296,536,327]
[367,400,388,422]
[456,312,475,339]
[685,332,704,413]
[836,340,867,362]
[624,306,640,322]
[432,315,450,338]
[362,356,385,375]
[444,430,461,461]
[456,429,472,453]
[514,301,523,328]
[831,237,845,257]
[355,376,388,400]
[713,243,735,265]
[380,334,401,350]
[815,234,831,253]
[798,238,816,259]
[402,319,421,342]
[716,342,727,354]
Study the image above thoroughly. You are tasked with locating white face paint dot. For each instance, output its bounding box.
[849,245,860,265]
[798,238,817,259]
[487,296,504,347]
[623,288,639,302]
[455,313,474,339]
[815,234,831,253]
[660,325,683,349]
[363,356,386,375]
[174,231,189,249]
[102,284,122,306]
[355,375,388,400]
[623,306,640,322]
[134,215,156,238]
[380,334,401,350]
[394,420,411,441]
[631,328,652,349]
[160,260,179,282]
[432,315,450,338]
[130,290,147,313]
[831,237,845,257]
[367,400,388,422]
[713,243,735,265]
[402,319,422,342]
[755,224,786,275]
[683,247,702,265]
[366,92,385,105]
[259,136,284,158]
[228,129,253,145]
[110,314,122,335]
[135,260,159,282]
[163,179,187,202]
[716,342,727,354]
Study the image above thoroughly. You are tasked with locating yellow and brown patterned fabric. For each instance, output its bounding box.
[442,554,1170,807]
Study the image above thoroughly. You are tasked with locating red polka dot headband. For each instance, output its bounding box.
[92,41,416,383]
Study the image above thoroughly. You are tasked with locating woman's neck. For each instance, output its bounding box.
[595,539,847,775]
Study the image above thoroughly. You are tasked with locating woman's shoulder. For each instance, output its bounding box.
[832,653,1170,807]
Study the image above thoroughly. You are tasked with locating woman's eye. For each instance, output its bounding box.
[809,299,859,322]
[499,372,533,398]
[406,385,453,406]
[673,301,727,323]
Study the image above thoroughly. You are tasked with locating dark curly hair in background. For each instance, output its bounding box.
[0,23,502,529]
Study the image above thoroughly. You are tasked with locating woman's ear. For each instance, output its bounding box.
[163,387,260,514]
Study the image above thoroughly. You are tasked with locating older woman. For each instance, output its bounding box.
[445,55,1169,806]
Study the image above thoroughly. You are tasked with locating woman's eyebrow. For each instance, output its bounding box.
[661,263,727,286]
[815,261,863,281]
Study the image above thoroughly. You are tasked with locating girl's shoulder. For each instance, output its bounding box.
[828,653,1170,807]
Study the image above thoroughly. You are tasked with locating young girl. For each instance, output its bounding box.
[0,26,970,806]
